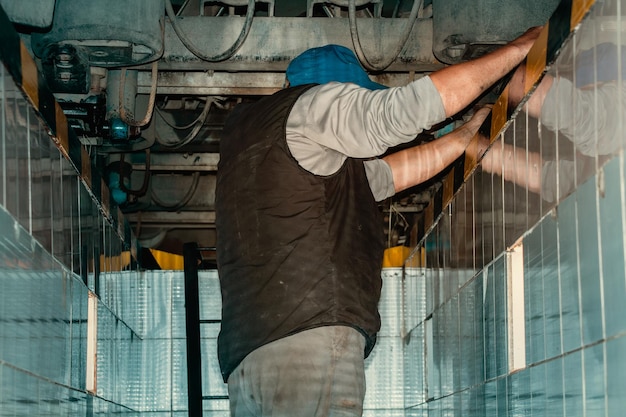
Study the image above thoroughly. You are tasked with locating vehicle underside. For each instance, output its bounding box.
[5,0,558,262]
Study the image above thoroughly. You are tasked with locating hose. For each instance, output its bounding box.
[349,0,423,71]
[154,97,222,149]
[165,0,255,62]
[118,17,164,127]
[119,60,159,127]
[150,171,201,211]
[119,149,151,197]
[155,96,223,131]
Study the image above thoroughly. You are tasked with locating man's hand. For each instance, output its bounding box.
[462,105,493,148]
[510,26,544,54]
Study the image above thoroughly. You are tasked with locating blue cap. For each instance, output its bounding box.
[576,42,626,87]
[286,44,387,90]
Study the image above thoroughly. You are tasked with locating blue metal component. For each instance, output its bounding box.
[108,171,128,205]
[109,117,129,141]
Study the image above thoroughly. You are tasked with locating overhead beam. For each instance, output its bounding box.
[151,16,439,72]
[138,71,286,95]
[137,66,441,96]
[124,211,217,228]
[126,152,220,172]
[136,69,433,94]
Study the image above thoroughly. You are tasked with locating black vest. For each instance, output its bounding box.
[215,85,385,381]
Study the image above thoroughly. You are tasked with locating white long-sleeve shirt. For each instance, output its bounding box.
[285,76,446,201]
[538,77,626,202]
[541,77,626,157]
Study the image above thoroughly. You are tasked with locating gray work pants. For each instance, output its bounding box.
[227,325,366,417]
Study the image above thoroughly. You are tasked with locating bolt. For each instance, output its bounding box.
[58,72,72,83]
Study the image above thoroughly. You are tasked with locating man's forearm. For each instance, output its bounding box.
[480,141,543,194]
[382,130,468,192]
[383,107,491,193]
[430,26,543,117]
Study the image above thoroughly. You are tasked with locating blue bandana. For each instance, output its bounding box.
[286,44,387,90]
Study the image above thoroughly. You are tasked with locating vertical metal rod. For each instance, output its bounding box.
[183,242,203,417]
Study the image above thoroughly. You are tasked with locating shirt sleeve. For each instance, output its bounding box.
[540,78,624,157]
[364,159,395,202]
[286,76,446,176]
[540,160,576,204]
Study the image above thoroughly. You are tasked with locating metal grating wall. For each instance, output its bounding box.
[401,1,626,415]
[0,63,143,414]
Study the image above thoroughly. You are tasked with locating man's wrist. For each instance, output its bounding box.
[507,61,527,109]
